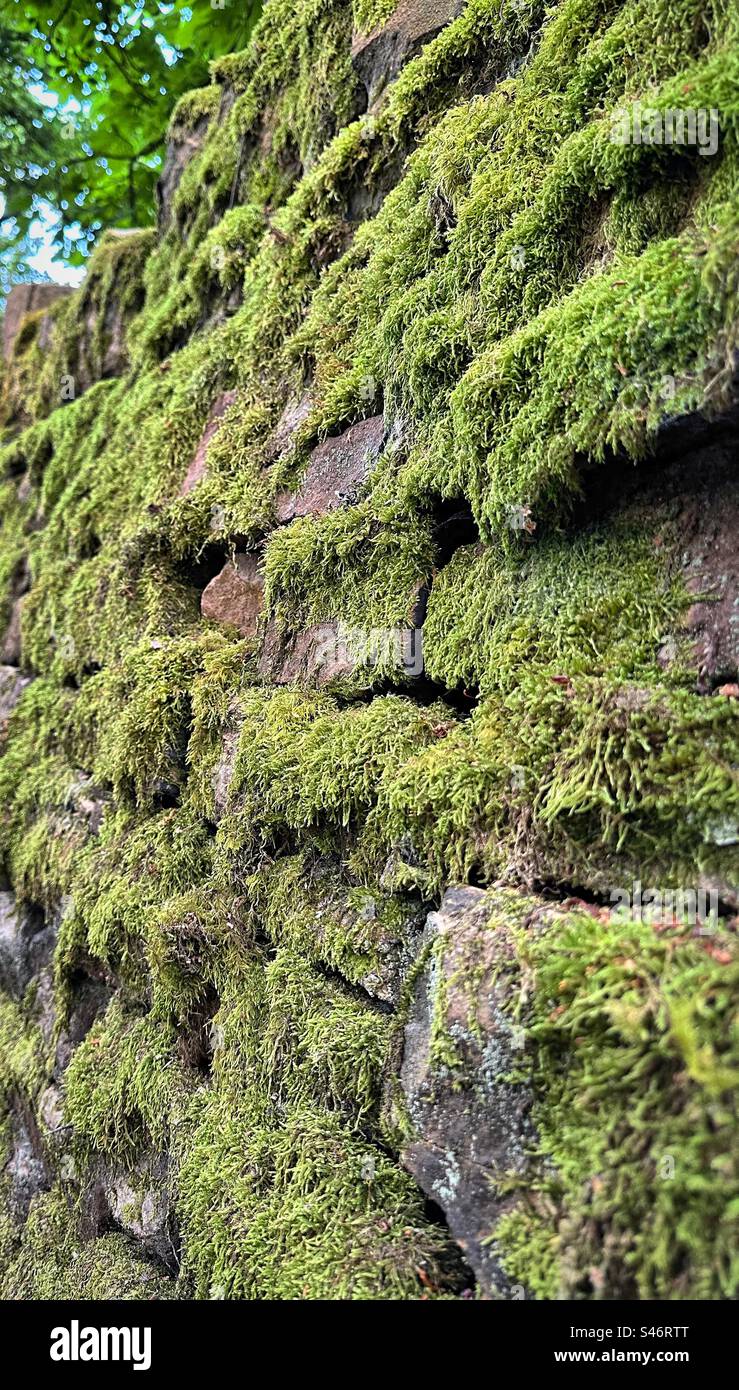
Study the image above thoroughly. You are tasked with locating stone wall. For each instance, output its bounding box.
[0,0,738,1301]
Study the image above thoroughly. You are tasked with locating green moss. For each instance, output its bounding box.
[263,497,434,646]
[422,509,689,697]
[352,0,396,37]
[363,678,739,895]
[2,0,739,1301]
[215,687,456,859]
[494,909,739,1299]
[248,851,424,990]
[0,1186,174,1300]
[63,996,193,1160]
[1,231,154,432]
[0,995,46,1102]
[0,680,90,909]
[178,1099,455,1299]
[169,83,222,134]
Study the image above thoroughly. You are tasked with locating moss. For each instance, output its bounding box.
[422,509,690,698]
[178,1099,456,1299]
[0,680,90,909]
[0,995,46,1102]
[248,851,425,990]
[214,687,456,860]
[169,83,222,135]
[494,907,739,1299]
[292,0,739,537]
[1,231,154,432]
[352,0,396,37]
[364,678,739,895]
[263,499,435,645]
[64,806,215,989]
[492,1203,561,1300]
[0,1186,174,1300]
[63,996,193,1160]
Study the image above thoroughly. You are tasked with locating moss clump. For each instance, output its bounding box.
[422,510,689,698]
[63,997,193,1160]
[214,687,457,859]
[0,995,46,1102]
[493,908,739,1299]
[1,231,154,431]
[0,1186,174,1300]
[178,1099,456,1300]
[248,851,425,995]
[365,680,739,895]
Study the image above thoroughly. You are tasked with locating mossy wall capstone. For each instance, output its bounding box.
[2,285,72,363]
[0,0,738,1300]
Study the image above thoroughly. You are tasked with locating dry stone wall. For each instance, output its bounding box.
[0,0,738,1301]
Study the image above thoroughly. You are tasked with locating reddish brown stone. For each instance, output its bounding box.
[201,553,264,637]
[666,442,739,689]
[275,414,384,522]
[180,389,238,496]
[258,618,358,686]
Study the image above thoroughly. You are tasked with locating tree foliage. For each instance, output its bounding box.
[0,1,261,280]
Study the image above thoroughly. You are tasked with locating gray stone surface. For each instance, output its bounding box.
[6,1109,49,1223]
[103,1153,174,1266]
[352,0,464,108]
[0,893,54,999]
[0,664,31,723]
[399,885,545,1296]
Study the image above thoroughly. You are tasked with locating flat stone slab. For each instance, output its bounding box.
[201,553,265,637]
[275,414,385,522]
[258,619,358,686]
[399,885,548,1296]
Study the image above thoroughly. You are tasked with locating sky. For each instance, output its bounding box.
[26,204,86,287]
[1,81,86,288]
[3,5,187,292]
